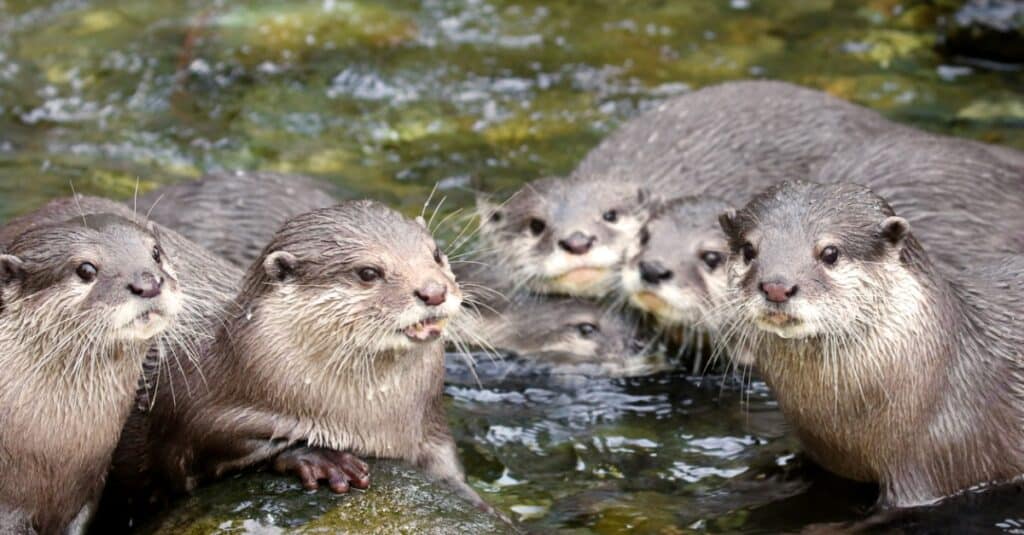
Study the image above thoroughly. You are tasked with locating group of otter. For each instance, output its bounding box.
[1,80,1022,533]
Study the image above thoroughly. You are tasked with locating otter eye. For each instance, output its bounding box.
[639,227,650,246]
[76,262,98,283]
[820,245,840,266]
[602,210,618,223]
[152,246,162,264]
[529,218,546,236]
[701,251,723,270]
[357,267,383,282]
[433,248,443,265]
[489,211,503,223]
[741,243,757,264]
[576,322,599,337]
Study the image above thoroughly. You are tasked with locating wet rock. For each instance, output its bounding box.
[940,0,1024,64]
[141,461,512,534]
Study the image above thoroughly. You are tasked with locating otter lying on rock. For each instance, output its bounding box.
[102,200,499,521]
[718,180,1024,508]
[0,211,183,535]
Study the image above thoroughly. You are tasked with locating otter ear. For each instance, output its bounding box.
[718,208,739,239]
[880,216,909,245]
[264,251,298,282]
[475,194,503,225]
[0,254,25,284]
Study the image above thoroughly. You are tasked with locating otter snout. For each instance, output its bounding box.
[128,271,163,299]
[415,281,447,307]
[759,280,798,303]
[559,231,595,255]
[639,260,673,284]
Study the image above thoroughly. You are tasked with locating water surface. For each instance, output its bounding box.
[1,0,1022,532]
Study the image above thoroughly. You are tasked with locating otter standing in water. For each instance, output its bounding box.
[719,180,1024,508]
[111,200,495,515]
[137,171,337,268]
[0,213,183,535]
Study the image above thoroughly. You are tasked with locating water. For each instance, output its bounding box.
[1,0,1022,532]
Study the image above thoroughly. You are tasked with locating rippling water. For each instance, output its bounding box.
[2,0,1023,532]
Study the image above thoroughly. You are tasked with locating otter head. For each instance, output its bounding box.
[0,213,183,343]
[247,200,463,358]
[500,297,647,365]
[620,197,732,329]
[719,181,911,342]
[477,175,653,298]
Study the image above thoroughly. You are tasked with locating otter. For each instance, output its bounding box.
[103,200,498,520]
[718,180,1024,508]
[477,81,901,298]
[475,175,654,298]
[3,196,373,528]
[0,212,183,535]
[616,196,754,369]
[478,80,1024,298]
[137,171,338,267]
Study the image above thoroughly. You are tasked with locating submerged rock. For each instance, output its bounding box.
[141,461,512,534]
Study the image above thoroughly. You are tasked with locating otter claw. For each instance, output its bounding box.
[273,447,371,493]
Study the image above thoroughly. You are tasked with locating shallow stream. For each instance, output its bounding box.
[2,0,1023,532]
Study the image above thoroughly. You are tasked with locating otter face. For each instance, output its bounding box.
[502,298,646,364]
[0,214,183,342]
[719,181,910,341]
[620,197,731,329]
[477,175,652,298]
[255,201,464,357]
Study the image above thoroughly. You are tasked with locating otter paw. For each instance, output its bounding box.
[273,447,371,493]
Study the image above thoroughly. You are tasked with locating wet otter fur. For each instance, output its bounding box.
[109,200,495,517]
[0,211,183,535]
[480,80,1024,299]
[719,180,1024,508]
[475,175,654,298]
[138,171,337,267]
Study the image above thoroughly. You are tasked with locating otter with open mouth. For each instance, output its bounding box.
[0,212,183,535]
[103,200,500,519]
[718,180,1024,509]
[476,175,653,298]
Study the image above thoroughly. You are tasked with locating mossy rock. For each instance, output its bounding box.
[142,462,513,534]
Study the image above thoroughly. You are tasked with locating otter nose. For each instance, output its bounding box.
[760,281,798,303]
[415,282,447,307]
[639,261,673,284]
[128,272,163,299]
[558,232,595,255]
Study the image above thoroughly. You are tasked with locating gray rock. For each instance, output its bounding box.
[140,462,513,534]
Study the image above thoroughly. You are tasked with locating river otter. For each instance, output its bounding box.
[0,212,183,535]
[475,175,654,298]
[617,196,755,369]
[3,196,373,529]
[718,180,1024,508]
[137,171,338,267]
[479,80,1024,298]
[106,200,496,519]
[476,81,899,298]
